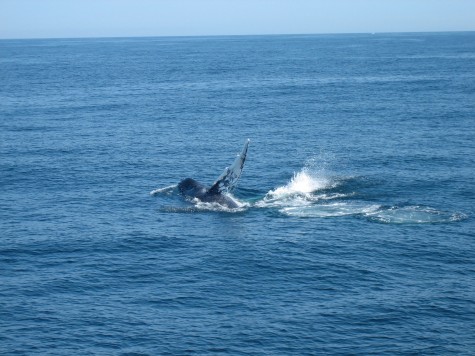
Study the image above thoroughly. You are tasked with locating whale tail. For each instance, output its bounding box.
[209,139,250,194]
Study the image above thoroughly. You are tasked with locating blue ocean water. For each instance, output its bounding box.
[1,32,474,354]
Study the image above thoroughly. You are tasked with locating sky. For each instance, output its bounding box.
[1,0,474,39]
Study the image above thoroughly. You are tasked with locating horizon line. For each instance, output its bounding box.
[1,29,474,41]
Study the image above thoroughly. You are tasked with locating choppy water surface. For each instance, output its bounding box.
[1,33,475,354]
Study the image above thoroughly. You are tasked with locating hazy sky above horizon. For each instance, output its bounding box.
[1,0,474,39]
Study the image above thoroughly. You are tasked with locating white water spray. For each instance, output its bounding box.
[150,184,177,196]
[268,168,331,197]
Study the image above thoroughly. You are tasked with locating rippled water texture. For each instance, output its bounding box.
[1,33,475,354]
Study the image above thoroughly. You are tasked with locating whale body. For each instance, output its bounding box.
[178,139,250,208]
[178,178,240,208]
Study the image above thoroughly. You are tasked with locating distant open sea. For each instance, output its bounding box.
[1,32,475,355]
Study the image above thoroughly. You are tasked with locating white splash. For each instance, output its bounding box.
[269,169,332,197]
[150,184,177,196]
[255,166,339,208]
[193,196,249,212]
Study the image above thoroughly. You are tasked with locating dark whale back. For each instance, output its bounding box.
[177,178,207,198]
[177,178,239,208]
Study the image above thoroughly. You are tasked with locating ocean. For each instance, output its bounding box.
[1,32,474,355]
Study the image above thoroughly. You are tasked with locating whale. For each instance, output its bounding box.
[178,139,250,208]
